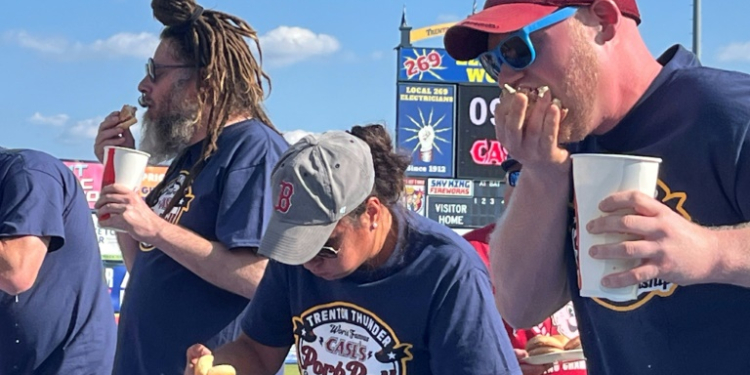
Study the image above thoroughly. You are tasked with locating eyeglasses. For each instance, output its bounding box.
[478,7,578,81]
[315,245,340,259]
[145,57,194,82]
[507,170,520,187]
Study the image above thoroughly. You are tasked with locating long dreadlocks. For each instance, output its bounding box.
[145,0,278,212]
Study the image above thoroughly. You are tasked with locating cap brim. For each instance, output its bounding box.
[444,3,559,61]
[259,219,338,266]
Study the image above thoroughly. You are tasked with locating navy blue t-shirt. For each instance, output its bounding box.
[243,208,521,375]
[566,45,750,374]
[113,120,288,375]
[0,149,116,374]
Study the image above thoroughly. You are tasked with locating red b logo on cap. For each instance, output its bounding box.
[275,181,294,213]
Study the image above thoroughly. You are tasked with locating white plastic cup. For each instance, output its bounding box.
[100,146,151,231]
[571,153,662,302]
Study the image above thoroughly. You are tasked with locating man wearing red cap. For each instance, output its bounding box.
[445,1,750,374]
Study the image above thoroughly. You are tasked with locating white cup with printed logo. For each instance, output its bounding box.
[99,146,151,232]
[571,153,662,302]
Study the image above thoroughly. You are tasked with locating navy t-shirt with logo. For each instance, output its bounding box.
[567,45,750,374]
[242,208,521,375]
[113,120,288,375]
[0,149,116,374]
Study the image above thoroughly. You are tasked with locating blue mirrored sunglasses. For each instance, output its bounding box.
[479,7,579,81]
[507,170,521,187]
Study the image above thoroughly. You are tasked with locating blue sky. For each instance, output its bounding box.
[3,0,750,161]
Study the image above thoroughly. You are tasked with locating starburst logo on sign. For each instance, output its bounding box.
[403,49,447,80]
[403,107,451,162]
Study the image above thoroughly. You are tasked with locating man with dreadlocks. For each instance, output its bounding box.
[93,0,287,374]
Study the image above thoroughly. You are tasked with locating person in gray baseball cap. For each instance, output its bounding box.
[181,124,521,375]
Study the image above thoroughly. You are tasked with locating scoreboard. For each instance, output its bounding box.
[455,85,507,179]
[396,46,511,228]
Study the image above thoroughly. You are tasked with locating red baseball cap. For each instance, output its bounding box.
[444,0,641,61]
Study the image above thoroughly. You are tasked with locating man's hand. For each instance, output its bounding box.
[95,184,164,243]
[493,87,569,172]
[587,190,722,287]
[94,111,136,163]
[185,344,213,375]
[514,348,552,375]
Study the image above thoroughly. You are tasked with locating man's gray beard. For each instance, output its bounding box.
[139,108,198,164]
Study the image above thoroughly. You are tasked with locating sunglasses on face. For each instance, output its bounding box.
[315,245,340,259]
[315,235,342,260]
[479,7,579,81]
[507,170,521,187]
[145,57,194,82]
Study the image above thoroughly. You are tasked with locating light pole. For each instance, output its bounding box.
[693,0,701,60]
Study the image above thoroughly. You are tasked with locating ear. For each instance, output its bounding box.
[589,0,621,43]
[363,196,383,230]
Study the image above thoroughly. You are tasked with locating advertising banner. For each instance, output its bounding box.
[427,178,473,197]
[398,47,497,85]
[63,161,104,209]
[455,85,509,179]
[62,160,168,209]
[397,83,455,178]
[92,213,123,262]
[402,178,426,216]
[103,262,128,313]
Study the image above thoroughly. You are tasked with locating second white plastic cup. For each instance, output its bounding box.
[571,153,662,302]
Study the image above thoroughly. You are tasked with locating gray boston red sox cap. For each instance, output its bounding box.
[259,131,376,265]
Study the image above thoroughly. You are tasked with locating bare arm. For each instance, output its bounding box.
[185,333,289,375]
[148,222,268,299]
[0,236,49,294]
[490,83,575,328]
[97,185,268,299]
[713,227,750,287]
[213,333,288,375]
[490,166,571,328]
[116,232,139,272]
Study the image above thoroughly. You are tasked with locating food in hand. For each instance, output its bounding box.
[207,365,237,375]
[195,355,214,375]
[501,84,569,122]
[194,355,237,375]
[563,336,581,350]
[118,104,138,129]
[525,335,567,356]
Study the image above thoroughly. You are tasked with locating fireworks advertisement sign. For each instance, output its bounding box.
[396,83,455,178]
[398,47,497,85]
[455,85,509,179]
[427,178,473,197]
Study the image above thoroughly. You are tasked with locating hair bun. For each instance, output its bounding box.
[152,0,199,27]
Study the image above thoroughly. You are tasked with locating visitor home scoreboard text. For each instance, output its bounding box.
[396,47,510,228]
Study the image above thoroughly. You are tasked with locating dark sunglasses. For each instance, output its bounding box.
[315,245,340,259]
[145,57,194,82]
[479,7,578,81]
[507,170,521,187]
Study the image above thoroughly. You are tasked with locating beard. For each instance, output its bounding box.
[138,83,199,164]
[555,22,599,144]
